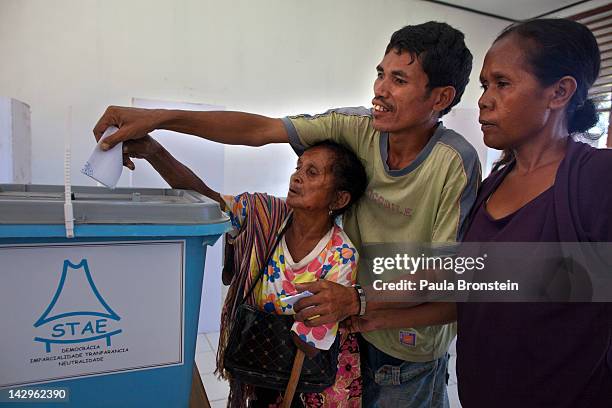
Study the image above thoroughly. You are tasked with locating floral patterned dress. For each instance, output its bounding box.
[224,193,362,407]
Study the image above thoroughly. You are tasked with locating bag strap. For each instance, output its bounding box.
[240,213,292,305]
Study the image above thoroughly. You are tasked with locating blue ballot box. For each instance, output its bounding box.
[0,184,230,407]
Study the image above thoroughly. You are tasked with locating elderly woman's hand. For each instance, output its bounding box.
[293,280,360,327]
[121,135,162,170]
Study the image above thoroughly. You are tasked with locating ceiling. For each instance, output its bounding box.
[426,0,598,21]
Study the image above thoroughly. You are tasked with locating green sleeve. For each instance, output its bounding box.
[432,156,480,243]
[281,107,374,157]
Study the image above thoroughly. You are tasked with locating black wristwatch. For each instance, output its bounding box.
[353,284,366,316]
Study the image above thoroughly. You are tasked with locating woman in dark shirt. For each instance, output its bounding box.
[456,19,612,407]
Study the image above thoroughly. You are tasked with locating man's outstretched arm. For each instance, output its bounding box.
[93,106,289,151]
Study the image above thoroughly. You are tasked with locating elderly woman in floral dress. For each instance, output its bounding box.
[123,135,367,407]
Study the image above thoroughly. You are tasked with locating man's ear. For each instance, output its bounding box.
[332,191,351,213]
[431,86,456,115]
[549,76,577,111]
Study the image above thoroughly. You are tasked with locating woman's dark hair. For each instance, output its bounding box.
[309,140,367,216]
[386,21,473,117]
[493,18,601,171]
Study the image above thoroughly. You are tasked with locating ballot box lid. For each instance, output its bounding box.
[0,184,229,226]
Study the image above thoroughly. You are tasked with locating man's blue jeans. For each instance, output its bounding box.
[359,336,450,408]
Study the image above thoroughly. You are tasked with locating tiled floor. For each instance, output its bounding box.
[448,337,462,407]
[196,333,462,407]
[196,332,229,407]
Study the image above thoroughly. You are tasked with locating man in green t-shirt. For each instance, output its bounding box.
[94,21,479,407]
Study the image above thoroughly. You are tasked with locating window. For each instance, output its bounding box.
[569,3,612,148]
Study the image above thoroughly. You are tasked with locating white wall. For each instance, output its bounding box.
[0,0,508,190]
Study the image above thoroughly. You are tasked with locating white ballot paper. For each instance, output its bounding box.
[81,127,123,188]
[281,291,314,307]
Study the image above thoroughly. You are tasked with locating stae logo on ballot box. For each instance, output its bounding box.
[0,241,185,388]
[33,259,123,353]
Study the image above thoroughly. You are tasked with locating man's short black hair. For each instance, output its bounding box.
[386,21,473,116]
